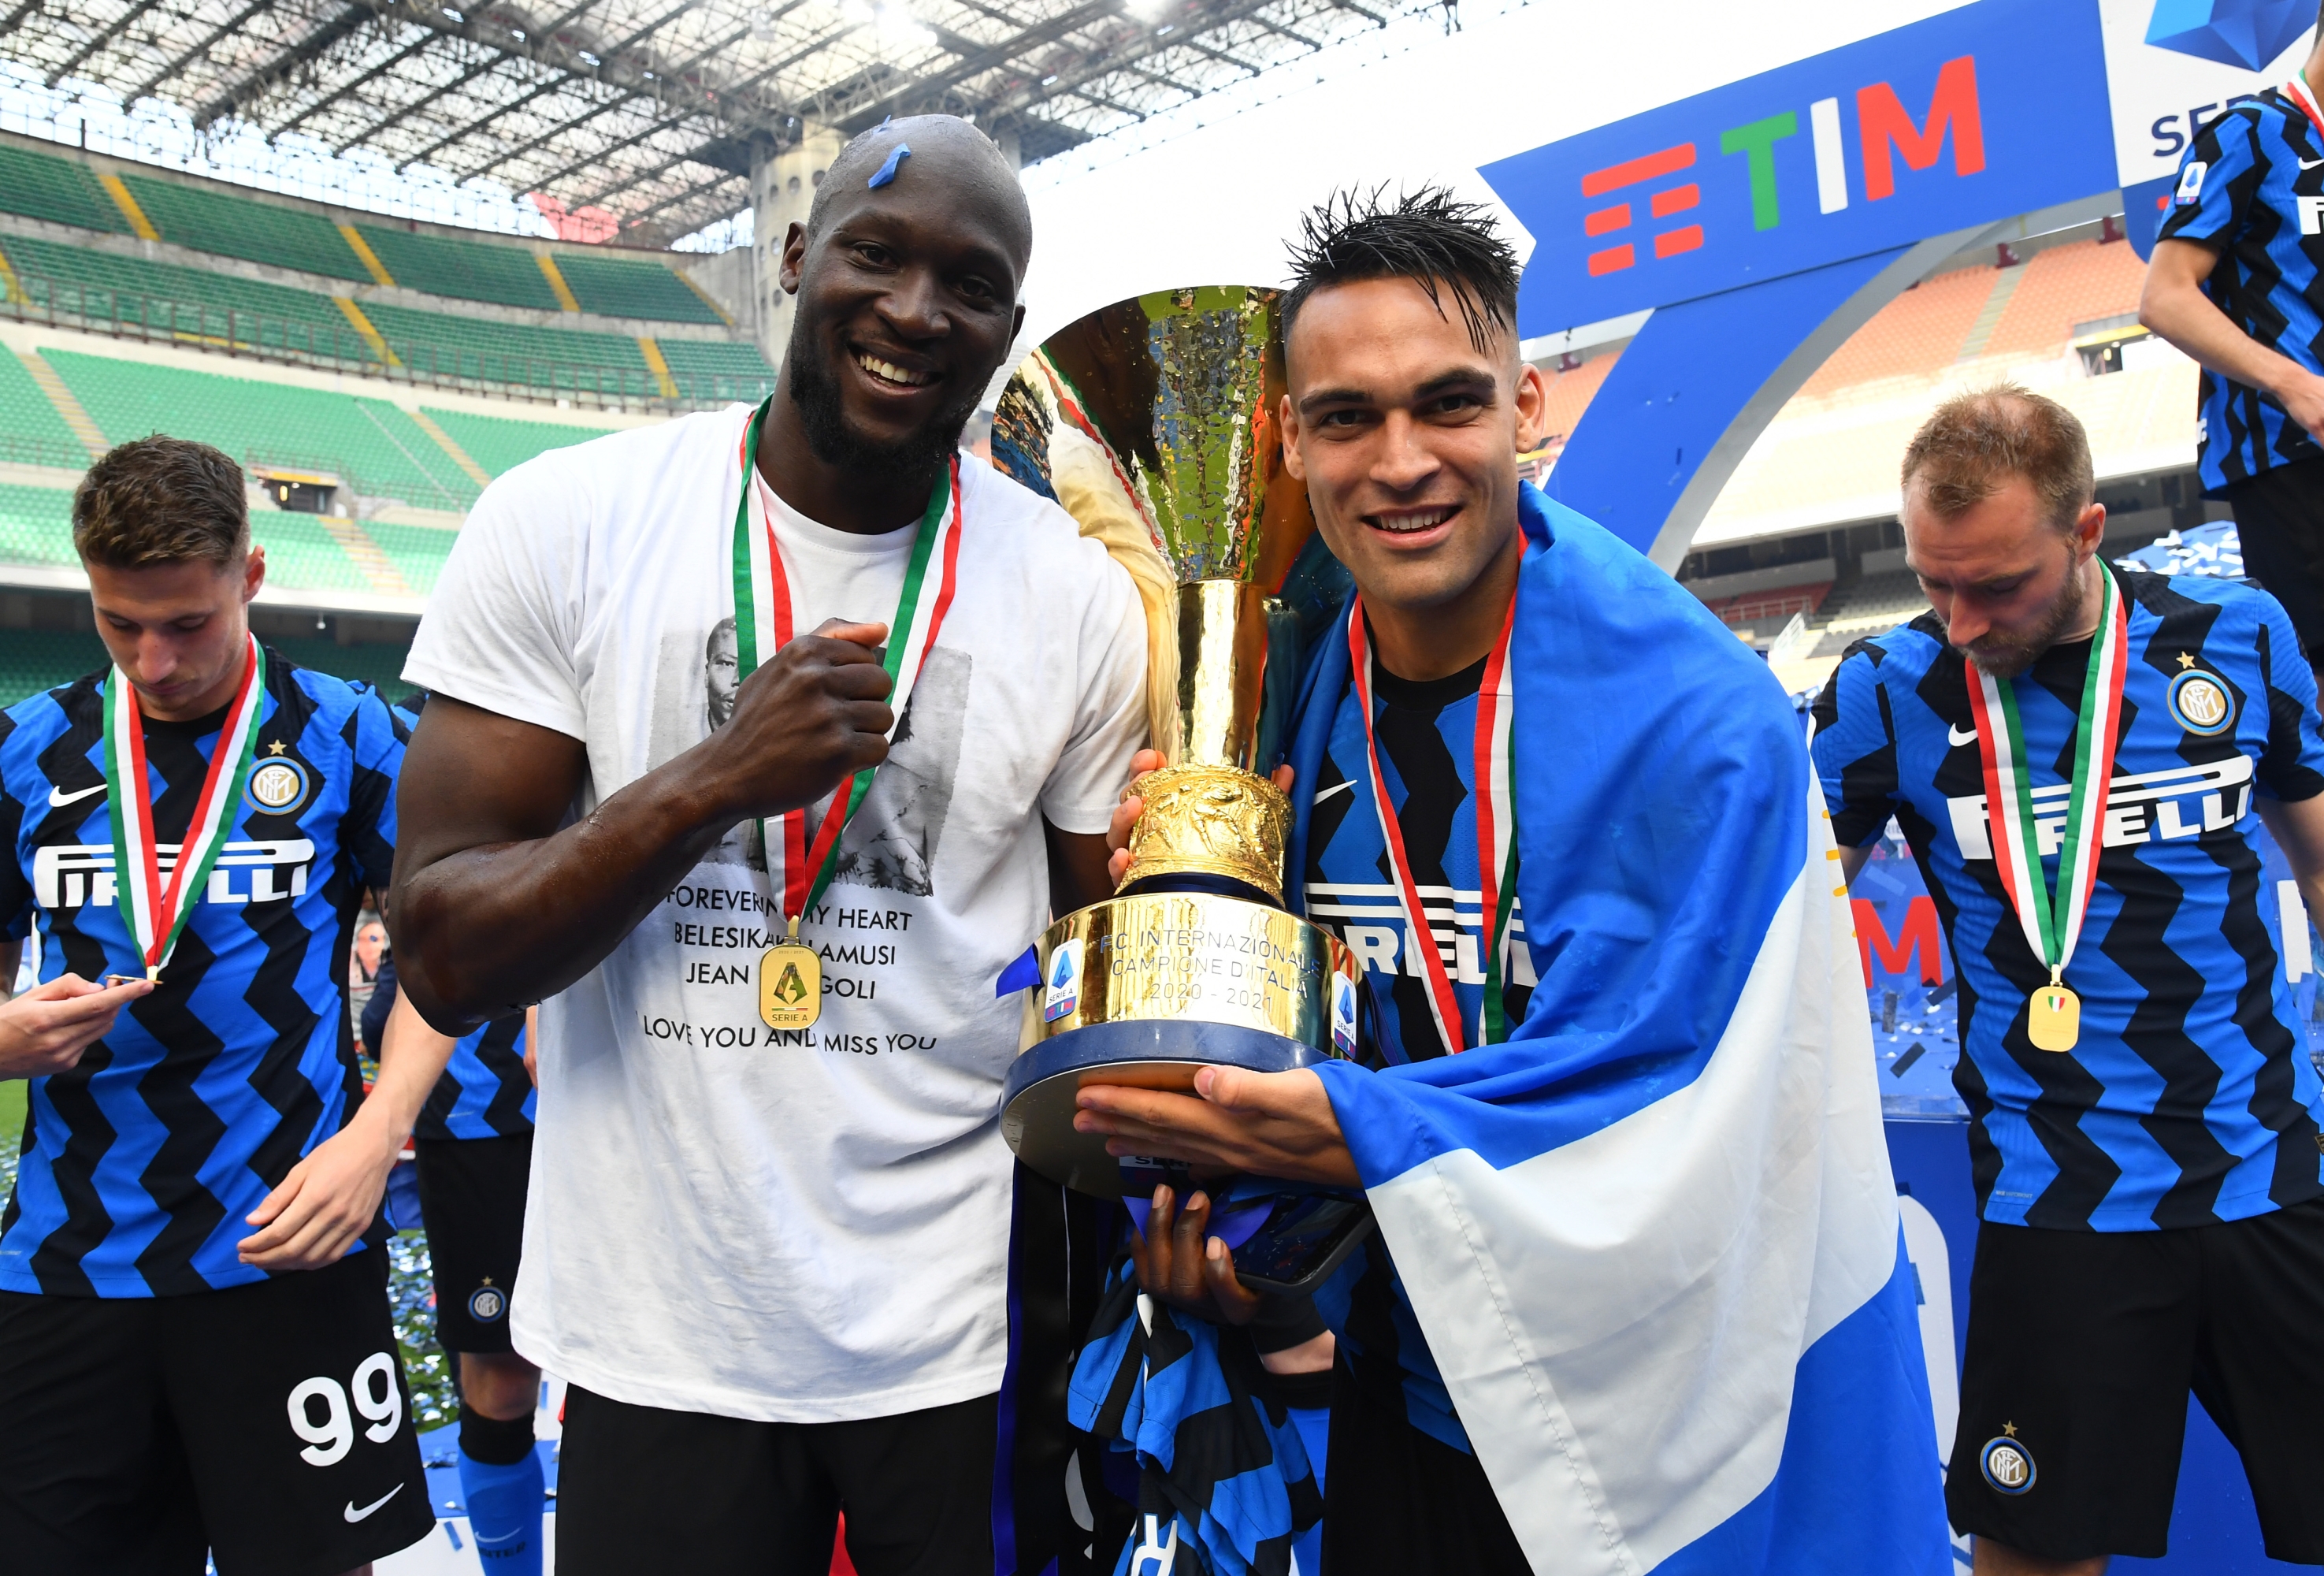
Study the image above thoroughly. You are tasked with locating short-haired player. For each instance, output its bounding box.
[1818,387,2324,1574]
[0,436,458,1574]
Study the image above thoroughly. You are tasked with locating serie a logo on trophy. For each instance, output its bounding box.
[993,284,1364,1199]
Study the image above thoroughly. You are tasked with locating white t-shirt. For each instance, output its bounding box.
[404,403,1147,1422]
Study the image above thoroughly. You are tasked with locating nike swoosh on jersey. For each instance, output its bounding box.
[1947,725,1978,748]
[46,783,105,808]
[2302,157,2324,169]
[343,1483,405,1523]
[1312,780,1355,803]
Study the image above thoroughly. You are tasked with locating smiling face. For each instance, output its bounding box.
[1280,276,1546,639]
[778,119,1030,478]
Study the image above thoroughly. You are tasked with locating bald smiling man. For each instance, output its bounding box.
[389,117,1148,1575]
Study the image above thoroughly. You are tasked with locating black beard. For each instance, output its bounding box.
[1952,556,2088,680]
[784,316,979,478]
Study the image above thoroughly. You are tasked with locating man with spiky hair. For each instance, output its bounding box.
[1087,188,1950,1574]
[392,115,1146,1574]
[0,434,449,1575]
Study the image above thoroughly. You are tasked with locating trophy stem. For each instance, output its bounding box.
[1117,763,1290,905]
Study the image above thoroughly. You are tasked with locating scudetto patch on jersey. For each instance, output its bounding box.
[2167,668,2237,734]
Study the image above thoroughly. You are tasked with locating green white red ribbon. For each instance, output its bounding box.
[1346,592,1518,1054]
[729,399,963,930]
[2285,72,2324,143]
[102,633,266,979]
[1963,567,2127,989]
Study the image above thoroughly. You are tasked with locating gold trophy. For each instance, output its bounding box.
[993,285,1362,1197]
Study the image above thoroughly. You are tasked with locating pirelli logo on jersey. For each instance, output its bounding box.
[1947,756,2253,860]
[33,840,317,912]
[1306,880,1537,987]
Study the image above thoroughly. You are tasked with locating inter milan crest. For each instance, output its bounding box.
[244,746,311,817]
[2166,665,2235,736]
[1980,1427,2036,1496]
[468,1278,507,1323]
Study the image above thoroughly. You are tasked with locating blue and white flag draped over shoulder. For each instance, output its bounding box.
[1068,1260,1323,1576]
[1283,485,1951,1574]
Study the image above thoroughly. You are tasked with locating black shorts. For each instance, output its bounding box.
[2225,454,2324,660]
[555,1384,997,1576]
[414,1132,531,1355]
[0,1249,433,1576]
[1946,1197,2324,1563]
[1319,1354,1527,1576]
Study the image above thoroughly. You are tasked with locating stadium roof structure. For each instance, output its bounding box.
[2,0,1434,246]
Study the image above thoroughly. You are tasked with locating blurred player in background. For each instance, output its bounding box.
[2141,17,2324,669]
[0,436,457,1575]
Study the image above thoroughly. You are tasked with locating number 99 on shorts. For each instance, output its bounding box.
[288,1352,403,1466]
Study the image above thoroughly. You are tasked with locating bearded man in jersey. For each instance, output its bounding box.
[1816,388,2324,1574]
[391,115,1145,1575]
[0,436,452,1575]
[1085,188,1949,1575]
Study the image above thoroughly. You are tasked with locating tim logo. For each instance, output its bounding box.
[1583,55,1985,277]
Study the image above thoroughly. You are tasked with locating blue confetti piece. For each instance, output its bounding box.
[868,143,911,188]
[995,944,1039,998]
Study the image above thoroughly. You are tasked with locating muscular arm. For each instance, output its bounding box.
[390,620,897,1032]
[2258,794,2324,928]
[1044,821,1116,917]
[2141,239,2324,445]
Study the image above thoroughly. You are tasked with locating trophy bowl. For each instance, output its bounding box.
[992,285,1362,1197]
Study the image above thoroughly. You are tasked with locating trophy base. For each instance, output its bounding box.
[1000,1019,1338,1198]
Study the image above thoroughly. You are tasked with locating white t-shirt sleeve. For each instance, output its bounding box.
[1040,543,1149,834]
[403,460,588,740]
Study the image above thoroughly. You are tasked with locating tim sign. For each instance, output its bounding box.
[1481,0,2115,336]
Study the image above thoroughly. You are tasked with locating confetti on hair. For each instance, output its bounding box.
[868,143,911,188]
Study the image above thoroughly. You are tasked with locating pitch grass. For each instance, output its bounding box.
[0,1088,459,1427]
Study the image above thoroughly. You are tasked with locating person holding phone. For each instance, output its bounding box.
[0,435,454,1576]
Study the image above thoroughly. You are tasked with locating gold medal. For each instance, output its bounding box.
[759,922,822,1030]
[2028,977,2080,1053]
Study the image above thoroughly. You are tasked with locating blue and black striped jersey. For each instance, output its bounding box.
[2157,87,2324,492]
[416,1013,533,1142]
[1299,654,1532,1457]
[1811,569,2324,1230]
[0,651,408,1295]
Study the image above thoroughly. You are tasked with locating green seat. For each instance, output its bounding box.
[364,302,654,398]
[354,227,559,311]
[0,485,80,568]
[557,252,725,325]
[0,353,86,470]
[45,350,479,515]
[0,144,128,234]
[0,629,109,708]
[0,234,376,362]
[362,521,458,596]
[656,337,778,404]
[121,176,369,283]
[418,407,608,477]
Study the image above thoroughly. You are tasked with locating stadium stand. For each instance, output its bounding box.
[1537,351,1619,455]
[0,349,88,469]
[556,251,724,325]
[362,521,457,595]
[0,485,77,569]
[246,509,373,594]
[0,142,129,235]
[361,300,653,396]
[657,336,778,403]
[418,406,605,477]
[1798,262,2001,397]
[351,225,560,311]
[117,175,371,284]
[45,350,479,512]
[1984,237,2148,361]
[0,628,105,702]
[0,233,377,361]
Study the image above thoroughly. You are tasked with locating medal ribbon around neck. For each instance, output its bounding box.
[1346,593,1518,1055]
[2285,71,2324,143]
[1963,566,2128,998]
[729,398,964,937]
[101,633,266,979]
